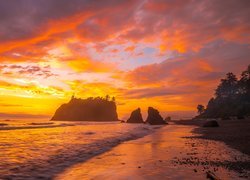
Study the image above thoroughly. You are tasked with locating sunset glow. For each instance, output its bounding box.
[0,0,249,119]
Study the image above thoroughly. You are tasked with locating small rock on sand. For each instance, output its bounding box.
[203,120,219,127]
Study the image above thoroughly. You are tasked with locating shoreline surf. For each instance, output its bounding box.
[0,121,161,179]
[56,125,250,180]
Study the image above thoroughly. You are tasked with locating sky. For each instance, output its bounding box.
[0,0,249,120]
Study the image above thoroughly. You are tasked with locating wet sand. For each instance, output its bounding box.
[56,125,250,180]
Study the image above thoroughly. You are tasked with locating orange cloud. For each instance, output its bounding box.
[0,0,249,119]
[197,60,214,72]
[66,57,117,73]
[125,45,135,52]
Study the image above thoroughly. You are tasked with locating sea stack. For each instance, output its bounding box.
[146,107,166,125]
[51,96,118,121]
[127,108,144,123]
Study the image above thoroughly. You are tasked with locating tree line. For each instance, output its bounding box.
[71,95,116,102]
[197,65,250,119]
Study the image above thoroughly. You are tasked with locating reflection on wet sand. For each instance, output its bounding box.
[56,125,250,180]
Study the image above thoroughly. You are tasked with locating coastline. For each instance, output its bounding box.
[56,124,250,179]
[1,120,249,179]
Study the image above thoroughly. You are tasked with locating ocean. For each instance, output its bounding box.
[1,119,249,179]
[0,119,157,179]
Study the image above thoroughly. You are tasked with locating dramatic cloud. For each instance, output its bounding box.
[126,41,250,86]
[0,0,139,42]
[0,64,57,78]
[0,0,249,118]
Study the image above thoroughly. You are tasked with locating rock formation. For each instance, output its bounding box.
[127,108,144,123]
[164,116,171,123]
[146,107,166,125]
[165,116,171,121]
[203,120,219,127]
[51,96,118,121]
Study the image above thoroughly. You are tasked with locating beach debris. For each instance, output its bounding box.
[203,120,219,127]
[127,108,144,123]
[206,171,220,180]
[84,131,95,135]
[146,107,167,125]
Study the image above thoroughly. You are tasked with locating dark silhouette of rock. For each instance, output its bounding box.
[51,96,118,121]
[164,116,171,124]
[127,108,144,123]
[203,120,219,127]
[165,116,171,121]
[146,107,166,125]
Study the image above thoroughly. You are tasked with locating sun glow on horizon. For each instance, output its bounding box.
[0,0,249,119]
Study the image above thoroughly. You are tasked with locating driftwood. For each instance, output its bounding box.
[206,171,220,180]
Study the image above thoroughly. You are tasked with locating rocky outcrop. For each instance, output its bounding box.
[127,108,144,123]
[146,107,166,125]
[164,116,171,123]
[203,120,219,127]
[51,97,118,121]
[165,117,171,121]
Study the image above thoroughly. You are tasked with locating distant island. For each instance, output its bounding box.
[51,95,118,121]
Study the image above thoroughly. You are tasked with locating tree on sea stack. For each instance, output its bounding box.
[51,96,118,121]
[105,95,110,101]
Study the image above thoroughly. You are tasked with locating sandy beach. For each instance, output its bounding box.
[56,124,250,180]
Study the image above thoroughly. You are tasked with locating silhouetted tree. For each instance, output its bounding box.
[105,95,110,101]
[197,104,205,115]
[215,72,238,98]
[112,96,115,102]
[198,65,250,119]
[239,65,250,95]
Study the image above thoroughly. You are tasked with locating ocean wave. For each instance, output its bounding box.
[27,122,55,126]
[0,123,160,179]
[0,123,75,131]
[0,123,8,126]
